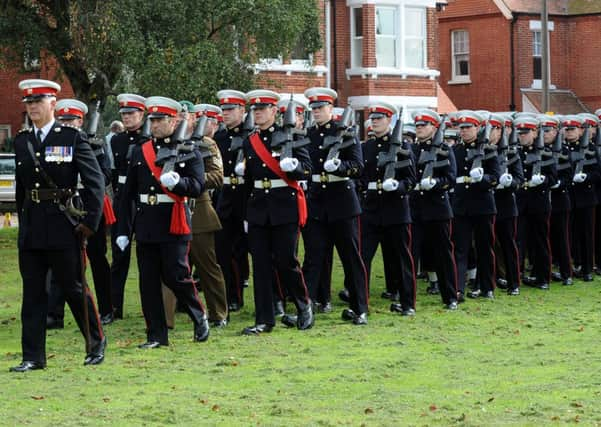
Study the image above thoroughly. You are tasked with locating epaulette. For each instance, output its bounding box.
[58,123,82,132]
[17,127,32,135]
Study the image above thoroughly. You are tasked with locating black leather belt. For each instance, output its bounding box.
[26,188,73,203]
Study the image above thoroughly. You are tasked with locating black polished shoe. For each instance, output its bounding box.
[482,290,494,300]
[9,361,45,372]
[381,291,394,299]
[390,303,403,313]
[496,278,508,289]
[445,300,458,310]
[583,273,594,282]
[273,300,285,317]
[46,316,64,330]
[194,316,210,342]
[297,305,314,330]
[100,312,114,325]
[467,289,481,299]
[507,287,520,296]
[551,271,562,282]
[341,308,357,321]
[281,313,297,328]
[457,291,465,303]
[242,279,249,288]
[401,307,416,316]
[426,281,440,295]
[211,319,228,328]
[562,277,574,286]
[338,288,350,303]
[522,276,537,286]
[241,324,273,335]
[573,266,582,278]
[228,302,241,312]
[316,301,332,313]
[113,307,123,320]
[138,341,162,349]
[84,337,107,366]
[352,312,368,325]
[537,282,550,290]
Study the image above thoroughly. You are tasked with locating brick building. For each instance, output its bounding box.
[0,0,453,146]
[438,0,601,114]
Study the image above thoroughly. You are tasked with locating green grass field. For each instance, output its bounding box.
[1,226,601,426]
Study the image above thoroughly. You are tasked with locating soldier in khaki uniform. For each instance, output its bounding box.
[162,102,228,328]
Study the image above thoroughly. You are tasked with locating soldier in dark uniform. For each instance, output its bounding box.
[301,87,368,325]
[360,101,416,315]
[115,96,210,348]
[515,115,558,290]
[567,114,601,282]
[410,110,459,310]
[11,79,106,372]
[236,89,314,335]
[214,90,250,312]
[491,113,524,295]
[540,115,573,286]
[594,108,601,274]
[47,99,116,327]
[110,93,146,319]
[452,110,501,299]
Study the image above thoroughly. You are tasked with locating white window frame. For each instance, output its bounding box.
[0,125,11,149]
[403,7,427,70]
[351,6,364,68]
[375,6,398,68]
[449,29,470,84]
[529,20,555,90]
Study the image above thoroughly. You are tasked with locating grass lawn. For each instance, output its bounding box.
[1,226,601,426]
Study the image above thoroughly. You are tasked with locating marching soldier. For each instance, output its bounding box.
[301,87,368,325]
[213,90,250,312]
[452,110,501,299]
[410,110,459,310]
[360,102,416,316]
[11,79,106,371]
[236,89,314,335]
[515,115,558,290]
[115,96,210,348]
[110,93,146,319]
[595,108,601,274]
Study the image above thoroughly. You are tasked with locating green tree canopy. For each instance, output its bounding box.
[0,0,322,105]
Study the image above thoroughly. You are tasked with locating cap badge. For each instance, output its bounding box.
[65,108,69,112]
[255,97,261,104]
[27,88,33,94]
[223,98,229,103]
[152,107,158,112]
[460,117,466,122]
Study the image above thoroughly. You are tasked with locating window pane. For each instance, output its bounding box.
[405,8,424,37]
[453,30,469,54]
[353,39,363,67]
[455,54,469,76]
[533,31,541,56]
[376,38,396,67]
[405,39,424,68]
[354,7,363,37]
[533,56,542,79]
[376,8,396,36]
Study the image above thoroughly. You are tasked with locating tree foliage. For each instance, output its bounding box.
[0,0,322,105]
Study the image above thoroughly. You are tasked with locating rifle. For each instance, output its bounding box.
[154,119,196,174]
[466,115,492,170]
[271,99,311,159]
[231,111,254,171]
[523,125,545,182]
[417,116,450,181]
[189,115,213,159]
[571,124,598,175]
[322,106,357,162]
[376,112,412,181]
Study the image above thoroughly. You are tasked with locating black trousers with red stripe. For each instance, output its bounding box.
[518,213,551,284]
[495,216,521,289]
[136,241,206,345]
[361,221,416,309]
[249,222,311,326]
[18,244,104,365]
[550,211,572,279]
[572,206,595,275]
[412,219,458,304]
[452,214,496,294]
[215,216,247,307]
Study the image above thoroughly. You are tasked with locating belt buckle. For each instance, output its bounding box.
[320,174,328,183]
[148,194,158,205]
[262,180,271,189]
[377,182,383,190]
[231,177,239,185]
[30,189,40,203]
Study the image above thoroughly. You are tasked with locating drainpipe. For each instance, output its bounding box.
[331,0,338,92]
[509,14,517,111]
[325,0,332,88]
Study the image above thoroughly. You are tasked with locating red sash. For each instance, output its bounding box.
[249,133,307,227]
[141,141,190,235]
[103,194,116,225]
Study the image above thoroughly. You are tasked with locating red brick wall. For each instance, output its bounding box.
[256,71,326,93]
[566,14,601,109]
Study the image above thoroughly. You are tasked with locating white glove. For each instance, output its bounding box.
[116,235,129,251]
[299,180,308,191]
[323,158,341,173]
[550,180,561,190]
[160,171,180,189]
[499,173,513,188]
[419,177,437,191]
[573,172,587,183]
[234,162,245,176]
[243,220,248,234]
[280,157,299,172]
[382,178,399,192]
[469,167,484,183]
[529,174,545,187]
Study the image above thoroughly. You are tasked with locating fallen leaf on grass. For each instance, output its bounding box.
[551,416,560,421]
[364,408,373,414]
[198,399,208,404]
[514,329,520,335]
[102,397,110,403]
[487,397,495,402]
[31,396,44,400]
[429,404,437,411]
[570,402,583,408]
[577,326,584,332]
[211,404,220,411]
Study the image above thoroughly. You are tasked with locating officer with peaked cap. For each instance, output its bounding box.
[452,110,501,300]
[515,114,557,290]
[593,109,601,273]
[360,101,416,316]
[237,89,314,334]
[213,89,251,313]
[115,96,210,347]
[410,109,459,309]
[11,79,106,371]
[110,93,146,319]
[301,87,368,325]
[565,115,601,282]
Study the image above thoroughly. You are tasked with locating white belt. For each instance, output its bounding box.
[76,182,84,189]
[367,181,382,190]
[139,194,175,204]
[456,176,470,184]
[223,176,245,185]
[118,175,127,184]
[254,179,289,189]
[311,174,349,183]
